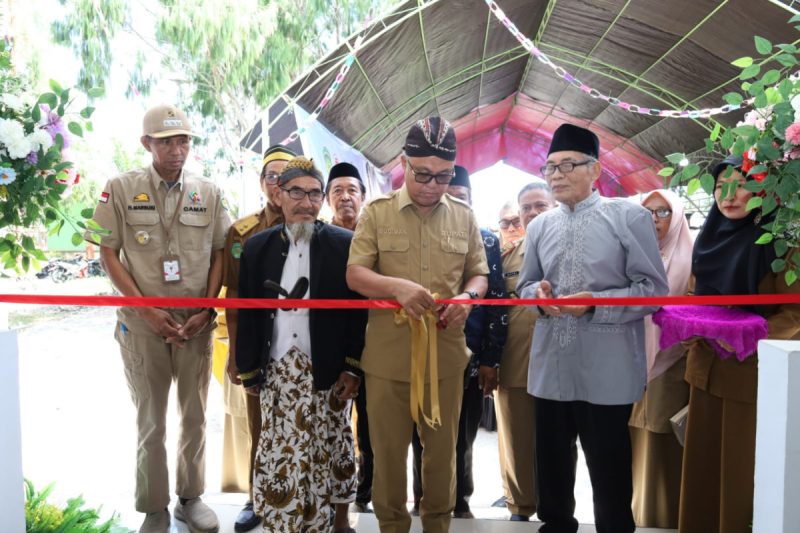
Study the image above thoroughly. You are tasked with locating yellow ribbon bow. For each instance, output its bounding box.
[394,299,441,430]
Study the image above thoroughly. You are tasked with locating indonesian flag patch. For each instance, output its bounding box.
[99,191,110,204]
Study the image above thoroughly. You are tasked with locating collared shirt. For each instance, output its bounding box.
[222,206,283,297]
[269,234,311,361]
[499,239,537,388]
[87,164,230,333]
[348,185,489,381]
[517,191,668,404]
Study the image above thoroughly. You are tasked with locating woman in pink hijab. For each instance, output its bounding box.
[629,189,693,529]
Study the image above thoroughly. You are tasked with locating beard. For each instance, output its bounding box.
[286,222,315,243]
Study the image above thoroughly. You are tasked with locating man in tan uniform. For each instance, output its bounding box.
[495,182,555,521]
[88,105,230,533]
[221,144,296,532]
[347,116,489,533]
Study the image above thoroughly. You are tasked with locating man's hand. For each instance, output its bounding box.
[478,365,498,396]
[438,292,472,329]
[392,279,436,320]
[178,309,212,340]
[139,307,183,338]
[536,280,561,317]
[558,291,594,317]
[333,371,361,401]
[226,351,242,385]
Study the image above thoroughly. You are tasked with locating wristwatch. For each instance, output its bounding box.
[465,290,479,299]
[205,307,218,319]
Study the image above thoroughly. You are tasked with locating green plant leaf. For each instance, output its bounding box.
[657,167,675,177]
[772,258,787,272]
[744,179,765,192]
[762,69,781,85]
[721,129,734,150]
[740,64,761,80]
[31,104,41,122]
[732,56,754,68]
[755,91,768,108]
[80,208,94,218]
[687,177,701,196]
[683,163,701,179]
[700,173,715,194]
[665,153,686,165]
[746,196,763,211]
[38,92,58,109]
[48,79,63,94]
[80,106,95,119]
[704,138,715,153]
[756,232,774,244]
[723,92,743,105]
[786,269,798,286]
[70,232,83,247]
[87,87,105,98]
[21,255,30,272]
[776,54,798,68]
[710,122,722,141]
[762,194,778,215]
[779,78,793,98]
[747,164,768,176]
[755,36,773,55]
[789,14,800,23]
[732,125,758,137]
[67,121,83,137]
[775,238,789,257]
[669,172,683,188]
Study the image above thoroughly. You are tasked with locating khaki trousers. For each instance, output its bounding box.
[366,374,463,533]
[220,375,261,498]
[115,322,213,513]
[495,385,538,517]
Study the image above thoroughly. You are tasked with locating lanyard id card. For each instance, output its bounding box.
[161,254,182,283]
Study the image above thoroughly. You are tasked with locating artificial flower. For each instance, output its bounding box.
[0,167,17,185]
[786,122,800,146]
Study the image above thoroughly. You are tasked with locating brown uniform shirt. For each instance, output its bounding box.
[222,206,283,297]
[87,165,230,333]
[348,186,489,381]
[499,240,537,388]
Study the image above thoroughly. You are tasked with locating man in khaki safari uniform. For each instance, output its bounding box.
[220,144,295,532]
[347,116,489,533]
[88,105,230,533]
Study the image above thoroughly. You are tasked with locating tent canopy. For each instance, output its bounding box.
[246,0,800,196]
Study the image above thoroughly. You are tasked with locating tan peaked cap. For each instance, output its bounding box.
[142,104,198,138]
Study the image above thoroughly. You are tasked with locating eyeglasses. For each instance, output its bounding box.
[539,159,595,177]
[407,163,455,185]
[498,217,522,229]
[262,171,281,184]
[281,186,324,203]
[646,207,672,219]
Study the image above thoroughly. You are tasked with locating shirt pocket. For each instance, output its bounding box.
[440,238,468,290]
[124,211,162,252]
[377,235,409,278]
[179,213,212,252]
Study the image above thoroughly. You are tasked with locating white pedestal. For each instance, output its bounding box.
[754,339,800,533]
[0,329,25,532]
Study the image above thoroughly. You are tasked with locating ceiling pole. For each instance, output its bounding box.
[474,9,494,120]
[417,0,442,116]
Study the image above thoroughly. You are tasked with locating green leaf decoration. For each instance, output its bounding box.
[732,56,754,68]
[740,64,761,80]
[67,121,83,137]
[657,167,675,177]
[723,92,743,105]
[762,194,778,216]
[683,163,701,179]
[70,232,83,247]
[786,270,798,286]
[687,177,701,196]
[665,153,686,165]
[80,106,95,118]
[87,87,105,98]
[771,258,786,273]
[755,36,773,55]
[762,69,781,85]
[699,173,715,194]
[746,196,763,211]
[755,232,774,244]
[775,239,789,258]
[81,208,95,218]
[48,79,63,94]
[721,129,735,150]
[38,92,58,109]
[710,122,721,141]
[776,54,797,68]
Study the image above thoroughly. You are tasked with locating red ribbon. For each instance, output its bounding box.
[0,293,798,308]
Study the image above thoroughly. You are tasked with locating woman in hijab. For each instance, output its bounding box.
[629,189,693,529]
[679,155,800,533]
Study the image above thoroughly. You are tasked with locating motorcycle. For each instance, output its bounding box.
[49,257,88,283]
[87,258,106,277]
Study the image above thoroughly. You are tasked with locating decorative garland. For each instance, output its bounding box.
[484,0,753,118]
[280,37,362,145]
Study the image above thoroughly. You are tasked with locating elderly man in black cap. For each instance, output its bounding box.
[326,162,366,231]
[235,157,367,532]
[410,164,508,519]
[347,117,489,533]
[516,124,668,533]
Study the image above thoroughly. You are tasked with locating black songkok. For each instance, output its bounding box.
[548,123,600,159]
[404,116,457,161]
[449,165,471,189]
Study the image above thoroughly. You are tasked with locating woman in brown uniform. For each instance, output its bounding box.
[629,189,693,528]
[679,155,800,533]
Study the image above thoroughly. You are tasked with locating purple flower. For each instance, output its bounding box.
[25,151,38,165]
[39,104,70,149]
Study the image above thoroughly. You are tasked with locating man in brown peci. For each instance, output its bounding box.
[347,116,489,533]
[87,104,230,533]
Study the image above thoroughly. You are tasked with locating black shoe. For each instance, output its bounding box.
[234,502,262,532]
[453,510,474,519]
[491,496,507,508]
[410,503,420,517]
[352,501,373,513]
[510,514,529,521]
